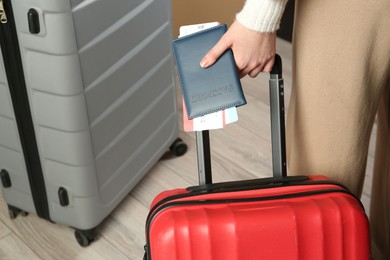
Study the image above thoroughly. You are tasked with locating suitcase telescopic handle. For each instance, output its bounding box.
[269,54,287,177]
[196,54,287,186]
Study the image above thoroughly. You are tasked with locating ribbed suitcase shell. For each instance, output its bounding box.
[146,176,371,260]
[0,0,178,233]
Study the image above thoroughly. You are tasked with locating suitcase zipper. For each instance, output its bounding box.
[0,0,7,23]
[0,0,50,220]
[144,188,360,260]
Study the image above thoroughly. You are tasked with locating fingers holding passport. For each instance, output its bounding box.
[200,20,277,78]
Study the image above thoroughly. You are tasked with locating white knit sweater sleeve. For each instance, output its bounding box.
[236,0,288,32]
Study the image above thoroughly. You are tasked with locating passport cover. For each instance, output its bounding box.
[172,24,246,119]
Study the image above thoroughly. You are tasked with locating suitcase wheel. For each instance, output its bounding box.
[170,138,188,156]
[74,229,97,247]
[8,205,28,219]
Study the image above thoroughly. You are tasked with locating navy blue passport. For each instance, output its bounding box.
[172,24,246,119]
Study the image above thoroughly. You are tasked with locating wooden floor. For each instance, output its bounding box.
[0,38,376,260]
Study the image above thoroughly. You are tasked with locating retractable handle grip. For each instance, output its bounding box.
[271,54,282,75]
[269,54,287,177]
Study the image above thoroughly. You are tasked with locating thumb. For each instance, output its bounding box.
[200,36,231,68]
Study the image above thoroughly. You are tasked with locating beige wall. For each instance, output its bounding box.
[171,0,245,37]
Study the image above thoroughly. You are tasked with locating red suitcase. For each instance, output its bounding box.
[144,55,371,260]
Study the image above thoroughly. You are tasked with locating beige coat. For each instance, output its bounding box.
[288,0,390,258]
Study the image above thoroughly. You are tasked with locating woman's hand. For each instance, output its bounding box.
[200,20,276,78]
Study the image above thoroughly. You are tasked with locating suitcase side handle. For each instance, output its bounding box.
[196,54,287,185]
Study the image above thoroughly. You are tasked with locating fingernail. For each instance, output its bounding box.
[200,58,208,68]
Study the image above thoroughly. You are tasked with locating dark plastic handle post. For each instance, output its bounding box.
[269,54,287,177]
[196,130,212,185]
[271,54,283,76]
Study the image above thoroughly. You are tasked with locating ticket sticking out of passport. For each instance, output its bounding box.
[172,22,246,120]
[182,99,239,132]
[177,22,242,132]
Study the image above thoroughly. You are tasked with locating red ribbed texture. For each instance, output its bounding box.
[148,176,370,259]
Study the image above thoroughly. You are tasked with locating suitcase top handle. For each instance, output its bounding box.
[196,54,287,185]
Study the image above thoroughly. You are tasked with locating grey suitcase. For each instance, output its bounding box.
[0,0,186,246]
